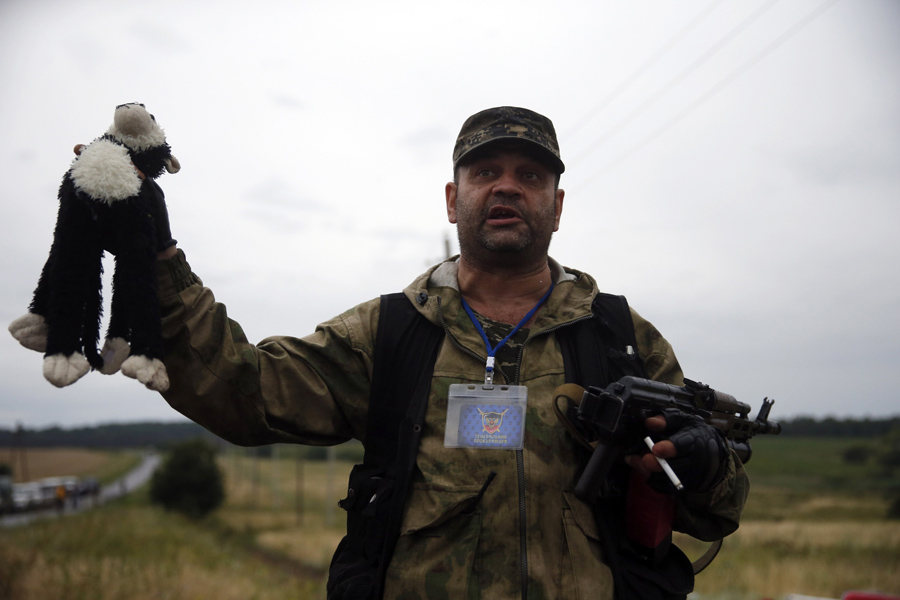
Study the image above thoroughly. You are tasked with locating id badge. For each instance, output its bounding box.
[444,383,527,450]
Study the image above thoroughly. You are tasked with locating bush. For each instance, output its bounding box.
[878,448,900,470]
[875,426,900,473]
[888,495,900,519]
[842,444,873,464]
[150,438,225,519]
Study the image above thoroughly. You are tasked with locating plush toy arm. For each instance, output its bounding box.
[165,156,181,174]
[145,180,177,251]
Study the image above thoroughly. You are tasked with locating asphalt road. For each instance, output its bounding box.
[0,452,161,528]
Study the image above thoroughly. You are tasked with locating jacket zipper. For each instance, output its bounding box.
[513,314,594,600]
[439,298,594,600]
[438,297,527,597]
[516,448,528,599]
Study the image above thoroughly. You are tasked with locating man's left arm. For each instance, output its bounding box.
[630,307,750,541]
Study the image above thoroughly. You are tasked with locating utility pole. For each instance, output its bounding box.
[9,422,29,482]
[295,447,304,526]
[326,446,335,527]
[271,444,280,510]
[251,446,259,509]
[444,232,452,259]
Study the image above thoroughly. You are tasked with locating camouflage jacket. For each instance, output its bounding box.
[156,250,749,600]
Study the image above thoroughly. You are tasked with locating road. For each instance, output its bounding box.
[98,452,161,502]
[0,452,161,528]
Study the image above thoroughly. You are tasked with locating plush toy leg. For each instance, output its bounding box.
[18,245,56,352]
[107,187,168,392]
[105,254,131,353]
[8,312,49,352]
[98,337,130,374]
[43,352,91,387]
[42,182,106,379]
[121,355,169,392]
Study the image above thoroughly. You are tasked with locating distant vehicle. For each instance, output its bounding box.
[9,476,99,513]
[11,481,43,511]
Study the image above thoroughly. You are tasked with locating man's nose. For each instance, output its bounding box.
[491,170,522,195]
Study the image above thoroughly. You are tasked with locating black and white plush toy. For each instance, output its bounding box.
[8,103,180,392]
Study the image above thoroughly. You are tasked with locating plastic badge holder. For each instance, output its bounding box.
[444,383,528,450]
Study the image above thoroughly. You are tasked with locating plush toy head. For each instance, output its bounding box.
[109,103,180,177]
[70,103,180,205]
[8,102,179,392]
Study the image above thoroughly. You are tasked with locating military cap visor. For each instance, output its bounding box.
[453,106,565,174]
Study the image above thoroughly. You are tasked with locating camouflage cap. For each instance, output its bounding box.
[453,106,565,174]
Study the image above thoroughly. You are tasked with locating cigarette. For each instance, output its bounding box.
[644,436,684,491]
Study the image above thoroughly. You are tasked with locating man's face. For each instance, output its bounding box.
[446,148,564,268]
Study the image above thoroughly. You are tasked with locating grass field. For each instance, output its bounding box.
[1,437,898,600]
[215,450,352,572]
[679,436,900,599]
[0,501,320,600]
[5,447,143,486]
[0,449,344,600]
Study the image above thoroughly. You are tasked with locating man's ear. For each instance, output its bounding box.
[445,181,458,224]
[553,188,565,232]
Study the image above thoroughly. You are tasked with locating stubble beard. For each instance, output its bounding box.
[455,193,557,269]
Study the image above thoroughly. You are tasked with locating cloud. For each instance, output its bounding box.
[238,177,328,233]
[127,19,194,55]
[400,125,453,162]
[0,0,898,427]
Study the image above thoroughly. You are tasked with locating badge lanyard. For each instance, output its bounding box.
[444,284,554,451]
[460,283,554,388]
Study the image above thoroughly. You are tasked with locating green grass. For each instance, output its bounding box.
[0,500,323,600]
[747,436,900,491]
[678,519,900,598]
[90,450,144,486]
[676,436,900,598]
[3,438,899,600]
[740,436,900,522]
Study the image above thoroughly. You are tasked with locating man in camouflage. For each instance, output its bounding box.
[154,106,748,599]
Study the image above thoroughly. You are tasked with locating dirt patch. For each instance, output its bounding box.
[5,448,112,483]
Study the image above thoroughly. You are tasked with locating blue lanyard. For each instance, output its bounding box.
[460,283,554,387]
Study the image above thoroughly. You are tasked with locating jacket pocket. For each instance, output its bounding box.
[561,489,614,600]
[383,483,486,600]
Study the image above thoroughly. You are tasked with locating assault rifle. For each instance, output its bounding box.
[566,376,781,503]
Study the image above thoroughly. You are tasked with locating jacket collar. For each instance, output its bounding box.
[404,256,597,335]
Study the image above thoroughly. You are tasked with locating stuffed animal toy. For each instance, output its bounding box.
[8,102,180,392]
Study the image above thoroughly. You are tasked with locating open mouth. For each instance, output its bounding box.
[487,205,522,224]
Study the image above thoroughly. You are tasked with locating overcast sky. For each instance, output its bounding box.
[0,0,897,429]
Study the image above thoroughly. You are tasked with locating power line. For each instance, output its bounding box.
[572,0,843,190]
[561,0,725,141]
[567,0,782,170]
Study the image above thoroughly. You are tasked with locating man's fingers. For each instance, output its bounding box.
[625,450,672,477]
[644,414,666,432]
[650,439,676,459]
[625,454,656,480]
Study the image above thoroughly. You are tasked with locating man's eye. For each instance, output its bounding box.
[476,168,493,177]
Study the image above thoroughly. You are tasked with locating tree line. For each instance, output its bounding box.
[2,415,899,449]
[779,415,900,437]
[0,421,217,449]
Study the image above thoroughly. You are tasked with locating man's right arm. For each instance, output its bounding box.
[155,248,377,447]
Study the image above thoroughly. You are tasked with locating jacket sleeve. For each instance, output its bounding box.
[155,249,376,447]
[630,307,750,541]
